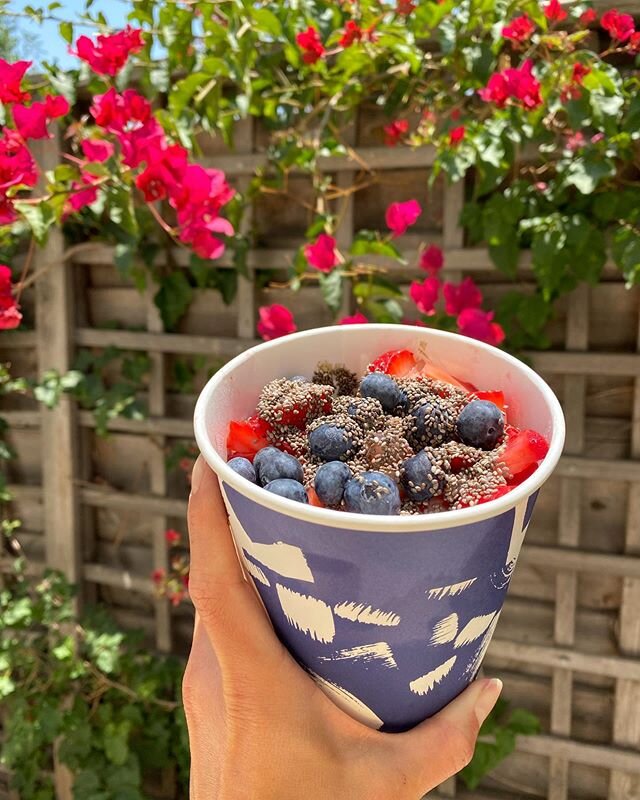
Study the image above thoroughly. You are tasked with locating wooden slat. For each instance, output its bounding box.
[145,287,171,652]
[79,486,187,516]
[201,144,437,176]
[83,562,154,595]
[521,546,640,580]
[0,330,37,348]
[78,411,193,437]
[549,285,589,800]
[235,119,257,339]
[517,735,640,775]
[32,135,81,591]
[609,310,640,799]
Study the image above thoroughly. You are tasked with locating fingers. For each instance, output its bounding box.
[392,678,503,794]
[187,456,276,662]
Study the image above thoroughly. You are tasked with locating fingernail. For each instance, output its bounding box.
[474,678,502,726]
[190,455,206,496]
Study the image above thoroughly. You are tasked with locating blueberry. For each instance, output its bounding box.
[309,424,353,462]
[254,446,304,486]
[227,457,256,483]
[408,398,454,448]
[264,478,309,504]
[360,372,409,415]
[456,400,505,450]
[343,471,401,515]
[314,461,352,507]
[400,451,443,502]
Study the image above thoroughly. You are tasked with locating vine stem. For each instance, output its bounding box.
[14,236,35,303]
[83,660,179,711]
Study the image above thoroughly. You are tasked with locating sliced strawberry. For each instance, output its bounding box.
[507,462,538,486]
[419,361,476,392]
[307,487,325,507]
[497,429,549,479]
[475,390,506,412]
[368,349,416,378]
[226,416,271,461]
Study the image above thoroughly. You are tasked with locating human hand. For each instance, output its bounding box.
[183,456,502,800]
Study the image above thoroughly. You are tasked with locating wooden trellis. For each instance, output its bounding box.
[1,107,640,800]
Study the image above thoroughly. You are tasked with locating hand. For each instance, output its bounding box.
[183,456,502,800]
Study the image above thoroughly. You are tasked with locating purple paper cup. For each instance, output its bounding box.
[194,325,565,732]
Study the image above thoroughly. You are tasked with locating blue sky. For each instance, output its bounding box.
[11,0,129,67]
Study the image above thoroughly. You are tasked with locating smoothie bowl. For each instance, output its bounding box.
[194,325,565,732]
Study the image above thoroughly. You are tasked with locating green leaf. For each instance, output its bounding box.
[612,225,640,286]
[253,8,282,38]
[103,720,131,766]
[562,154,616,195]
[351,231,404,261]
[318,270,343,314]
[154,272,193,330]
[13,203,55,245]
[58,21,73,43]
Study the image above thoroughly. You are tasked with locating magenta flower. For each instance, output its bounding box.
[81,138,115,163]
[257,304,297,341]
[296,26,325,64]
[339,312,369,325]
[457,308,505,346]
[443,277,483,316]
[409,277,440,316]
[543,0,567,22]
[67,170,101,212]
[0,59,32,105]
[601,10,635,42]
[420,244,444,273]
[385,199,422,237]
[0,265,22,330]
[449,125,465,146]
[71,26,144,76]
[12,94,69,140]
[384,119,409,147]
[479,59,542,110]
[502,15,535,42]
[304,233,338,273]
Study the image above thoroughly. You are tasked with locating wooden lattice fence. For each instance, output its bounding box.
[1,107,640,800]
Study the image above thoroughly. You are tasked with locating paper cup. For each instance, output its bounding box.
[194,325,565,732]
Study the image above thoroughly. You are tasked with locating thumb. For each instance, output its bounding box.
[392,678,503,795]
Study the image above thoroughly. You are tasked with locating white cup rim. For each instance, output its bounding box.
[194,325,566,533]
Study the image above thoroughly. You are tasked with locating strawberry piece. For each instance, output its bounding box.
[508,462,538,486]
[497,429,549,479]
[368,349,416,377]
[307,487,325,507]
[458,485,512,508]
[226,416,271,461]
[475,390,506,412]
[419,361,476,392]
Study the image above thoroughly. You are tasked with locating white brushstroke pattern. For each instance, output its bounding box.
[427,577,477,600]
[319,642,397,669]
[309,671,383,729]
[429,613,458,645]
[409,656,457,696]
[454,611,497,649]
[276,584,335,643]
[505,501,528,568]
[227,507,315,583]
[333,601,400,627]
[464,613,500,679]
[242,556,270,586]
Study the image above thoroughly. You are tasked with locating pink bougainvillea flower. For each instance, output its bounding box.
[600,9,635,42]
[90,87,122,129]
[591,132,605,144]
[479,59,542,110]
[543,0,567,22]
[339,312,369,325]
[0,129,38,190]
[0,59,32,105]
[409,276,440,316]
[629,31,640,52]
[0,197,16,225]
[67,170,101,211]
[457,308,505,346]
[304,233,338,273]
[151,568,165,584]
[340,20,363,47]
[566,131,586,151]
[71,26,144,76]
[443,277,483,316]
[118,119,165,168]
[449,125,465,146]
[0,265,22,330]
[385,199,421,237]
[396,0,415,15]
[257,304,297,340]
[384,119,409,147]
[420,244,444,273]
[165,529,181,544]
[81,138,115,162]
[296,26,325,64]
[180,216,234,260]
[572,63,591,84]
[534,181,549,192]
[502,15,535,42]
[12,95,68,140]
[580,8,597,26]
